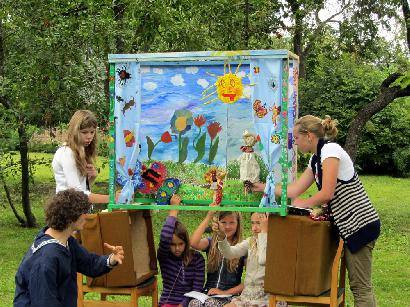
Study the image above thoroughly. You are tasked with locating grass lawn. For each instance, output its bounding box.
[0,153,409,306]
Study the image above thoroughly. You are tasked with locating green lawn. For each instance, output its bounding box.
[0,153,409,306]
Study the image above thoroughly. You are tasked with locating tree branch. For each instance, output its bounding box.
[344,73,410,162]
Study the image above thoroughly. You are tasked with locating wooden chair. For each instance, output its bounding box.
[269,239,346,307]
[77,273,158,307]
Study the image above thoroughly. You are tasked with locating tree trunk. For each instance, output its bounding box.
[113,1,126,53]
[0,169,26,225]
[18,119,37,227]
[0,18,4,76]
[0,17,25,224]
[243,0,250,49]
[402,0,410,51]
[288,0,305,78]
[344,73,410,162]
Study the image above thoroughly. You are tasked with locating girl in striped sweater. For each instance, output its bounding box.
[276,115,380,306]
[158,194,205,307]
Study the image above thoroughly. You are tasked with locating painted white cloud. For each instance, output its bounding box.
[197,79,209,89]
[170,74,186,86]
[236,70,246,78]
[141,67,150,74]
[185,66,199,74]
[153,68,163,74]
[143,82,158,91]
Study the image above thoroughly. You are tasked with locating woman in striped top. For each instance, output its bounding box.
[277,115,380,306]
[158,194,205,307]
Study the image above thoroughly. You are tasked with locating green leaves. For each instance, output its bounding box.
[390,71,410,90]
[193,132,206,163]
[208,136,219,164]
[179,136,189,163]
[146,136,155,160]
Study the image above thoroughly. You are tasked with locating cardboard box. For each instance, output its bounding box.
[264,215,338,296]
[80,210,158,287]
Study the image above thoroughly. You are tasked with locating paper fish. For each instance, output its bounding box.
[122,97,135,115]
[123,130,135,147]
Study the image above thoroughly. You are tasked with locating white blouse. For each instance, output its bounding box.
[52,146,90,195]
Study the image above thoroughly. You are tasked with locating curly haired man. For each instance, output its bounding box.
[14,189,124,307]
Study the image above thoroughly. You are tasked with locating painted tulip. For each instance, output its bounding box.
[207,122,222,140]
[161,131,172,143]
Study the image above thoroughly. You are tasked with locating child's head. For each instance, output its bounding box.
[45,189,91,232]
[171,220,192,265]
[67,110,98,147]
[66,110,98,175]
[208,211,243,273]
[251,212,264,235]
[217,211,242,242]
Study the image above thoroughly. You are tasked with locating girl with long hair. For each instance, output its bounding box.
[158,194,205,307]
[189,210,245,307]
[52,110,110,203]
[216,212,270,307]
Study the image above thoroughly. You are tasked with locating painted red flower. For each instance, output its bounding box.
[194,115,206,128]
[161,131,172,143]
[207,122,222,140]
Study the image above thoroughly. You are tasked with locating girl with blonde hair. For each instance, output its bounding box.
[52,110,110,203]
[215,212,270,307]
[277,114,380,306]
[189,210,245,307]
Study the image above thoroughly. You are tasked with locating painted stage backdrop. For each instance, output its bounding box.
[112,51,298,206]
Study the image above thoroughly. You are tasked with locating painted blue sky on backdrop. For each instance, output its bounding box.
[138,64,256,166]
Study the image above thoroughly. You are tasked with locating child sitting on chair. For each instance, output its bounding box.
[189,210,245,307]
[158,194,205,307]
[215,212,271,307]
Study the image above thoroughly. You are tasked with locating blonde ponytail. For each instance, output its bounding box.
[295,114,338,140]
[321,115,338,141]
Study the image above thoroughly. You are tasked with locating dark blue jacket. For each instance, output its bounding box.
[14,227,111,307]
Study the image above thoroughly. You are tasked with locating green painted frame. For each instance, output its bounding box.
[107,50,299,215]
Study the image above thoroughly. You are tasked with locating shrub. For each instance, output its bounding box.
[393,147,410,178]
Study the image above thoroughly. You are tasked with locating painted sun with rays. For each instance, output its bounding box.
[202,61,253,105]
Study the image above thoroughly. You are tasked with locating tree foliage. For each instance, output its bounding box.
[0,0,409,226]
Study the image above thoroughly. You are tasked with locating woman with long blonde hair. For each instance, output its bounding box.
[189,210,245,307]
[52,110,110,203]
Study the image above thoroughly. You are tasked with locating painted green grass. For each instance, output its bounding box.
[135,159,266,204]
[0,153,409,306]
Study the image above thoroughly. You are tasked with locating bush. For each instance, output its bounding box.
[356,97,410,176]
[29,141,59,153]
[393,147,410,178]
